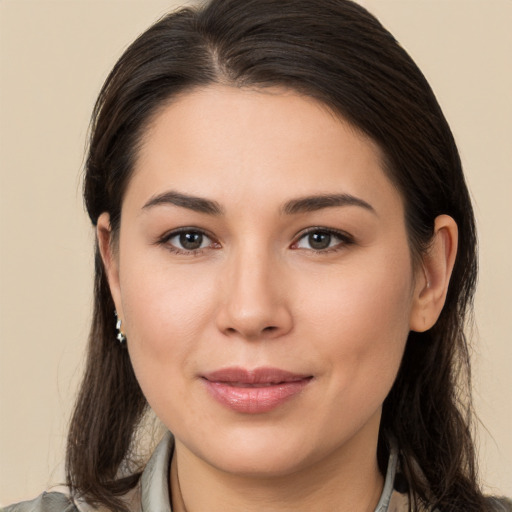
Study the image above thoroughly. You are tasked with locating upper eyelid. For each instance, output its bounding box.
[294,226,353,241]
[159,226,216,242]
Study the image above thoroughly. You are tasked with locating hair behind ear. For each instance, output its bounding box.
[66,244,147,511]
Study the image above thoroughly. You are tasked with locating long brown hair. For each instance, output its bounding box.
[68,1,486,510]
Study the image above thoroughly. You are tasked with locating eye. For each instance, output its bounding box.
[293,228,352,252]
[161,229,217,253]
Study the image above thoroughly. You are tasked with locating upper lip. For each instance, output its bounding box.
[202,367,312,385]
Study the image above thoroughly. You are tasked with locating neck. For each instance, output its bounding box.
[170,432,385,512]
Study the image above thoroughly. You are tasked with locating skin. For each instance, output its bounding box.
[98,85,457,512]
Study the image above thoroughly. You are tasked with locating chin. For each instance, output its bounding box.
[187,424,337,478]
[211,448,311,478]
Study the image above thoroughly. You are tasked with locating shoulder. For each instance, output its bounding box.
[486,496,512,511]
[1,492,79,512]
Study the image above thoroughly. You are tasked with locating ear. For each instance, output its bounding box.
[97,212,124,320]
[409,214,458,332]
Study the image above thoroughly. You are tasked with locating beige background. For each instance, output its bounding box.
[0,0,510,505]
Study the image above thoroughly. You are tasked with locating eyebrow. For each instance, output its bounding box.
[142,190,376,217]
[282,194,377,216]
[142,191,224,215]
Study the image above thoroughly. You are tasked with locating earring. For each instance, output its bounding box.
[115,311,126,345]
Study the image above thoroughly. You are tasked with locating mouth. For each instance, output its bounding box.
[201,367,313,414]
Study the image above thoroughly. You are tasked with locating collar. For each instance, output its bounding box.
[140,431,174,511]
[139,432,408,512]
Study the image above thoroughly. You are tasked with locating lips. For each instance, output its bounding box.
[202,367,313,414]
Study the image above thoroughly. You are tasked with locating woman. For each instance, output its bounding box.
[3,0,510,511]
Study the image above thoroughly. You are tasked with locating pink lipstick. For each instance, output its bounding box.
[202,367,312,414]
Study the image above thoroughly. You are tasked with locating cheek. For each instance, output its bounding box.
[120,238,217,339]
[299,251,414,396]
[118,254,218,408]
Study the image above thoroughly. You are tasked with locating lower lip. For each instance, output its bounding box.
[203,378,312,414]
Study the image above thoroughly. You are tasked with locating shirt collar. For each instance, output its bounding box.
[140,431,174,512]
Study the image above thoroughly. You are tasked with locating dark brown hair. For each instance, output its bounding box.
[68,0,487,510]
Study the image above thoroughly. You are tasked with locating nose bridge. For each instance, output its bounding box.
[217,240,292,339]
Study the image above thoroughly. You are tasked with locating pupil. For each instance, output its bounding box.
[309,232,331,250]
[180,232,202,250]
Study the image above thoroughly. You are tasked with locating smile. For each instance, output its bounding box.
[202,367,313,414]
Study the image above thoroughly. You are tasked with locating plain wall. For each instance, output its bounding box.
[0,0,510,505]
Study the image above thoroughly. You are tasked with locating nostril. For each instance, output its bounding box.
[225,325,278,336]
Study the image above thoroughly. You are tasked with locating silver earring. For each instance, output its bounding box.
[115,311,126,344]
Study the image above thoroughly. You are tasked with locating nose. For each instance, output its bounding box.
[215,249,293,341]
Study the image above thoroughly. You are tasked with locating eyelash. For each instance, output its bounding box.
[157,227,354,256]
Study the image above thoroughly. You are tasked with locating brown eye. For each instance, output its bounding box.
[165,230,213,252]
[179,231,204,250]
[293,228,352,252]
[307,232,332,250]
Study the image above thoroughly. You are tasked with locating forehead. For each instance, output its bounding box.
[128,84,401,215]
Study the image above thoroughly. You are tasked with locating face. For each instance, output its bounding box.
[102,85,424,477]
